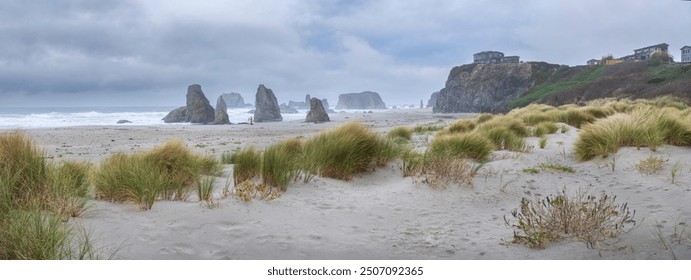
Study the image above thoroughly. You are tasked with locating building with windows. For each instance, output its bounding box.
[621,43,669,61]
[473,51,520,64]
[682,46,691,63]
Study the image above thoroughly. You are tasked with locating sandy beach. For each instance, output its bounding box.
[16,108,691,259]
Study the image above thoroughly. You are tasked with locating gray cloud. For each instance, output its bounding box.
[1,0,690,107]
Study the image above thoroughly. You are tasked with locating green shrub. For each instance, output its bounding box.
[428,133,493,162]
[478,127,526,152]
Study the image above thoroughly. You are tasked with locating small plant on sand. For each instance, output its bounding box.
[522,163,575,174]
[539,137,548,149]
[505,189,636,249]
[632,155,667,176]
[195,175,216,203]
[387,126,412,141]
[671,160,682,184]
[411,156,482,188]
[412,122,444,134]
[232,181,280,202]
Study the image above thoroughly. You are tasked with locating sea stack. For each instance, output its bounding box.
[162,84,215,123]
[214,95,231,124]
[305,98,330,123]
[186,84,215,123]
[253,84,283,122]
[335,91,387,110]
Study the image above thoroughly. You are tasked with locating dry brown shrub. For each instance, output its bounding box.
[506,189,637,249]
[411,157,482,188]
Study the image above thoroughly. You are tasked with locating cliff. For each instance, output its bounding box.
[434,61,691,113]
[434,62,562,113]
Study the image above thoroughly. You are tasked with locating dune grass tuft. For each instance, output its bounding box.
[448,119,475,134]
[227,147,262,185]
[92,140,221,209]
[303,122,398,180]
[387,126,413,141]
[574,107,691,161]
[262,139,303,191]
[0,132,99,259]
[428,133,493,162]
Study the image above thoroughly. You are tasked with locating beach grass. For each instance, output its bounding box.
[411,121,445,134]
[474,113,494,124]
[226,147,262,185]
[387,126,413,141]
[448,119,475,134]
[262,139,303,191]
[92,140,221,209]
[303,122,397,180]
[143,140,220,200]
[195,175,216,203]
[574,107,691,161]
[428,133,493,162]
[0,132,98,259]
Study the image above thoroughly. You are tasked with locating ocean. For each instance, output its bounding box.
[0,106,313,129]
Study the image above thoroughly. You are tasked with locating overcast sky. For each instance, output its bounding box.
[1,0,690,107]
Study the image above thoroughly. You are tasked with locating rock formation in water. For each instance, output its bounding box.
[305,98,330,123]
[221,92,249,108]
[334,91,386,109]
[162,84,216,123]
[186,84,216,123]
[279,103,299,114]
[214,95,231,124]
[253,84,283,122]
[426,91,439,108]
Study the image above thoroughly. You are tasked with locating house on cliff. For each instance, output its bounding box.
[681,46,691,63]
[621,43,669,62]
[473,51,519,64]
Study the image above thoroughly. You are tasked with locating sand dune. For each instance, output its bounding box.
[22,108,691,259]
